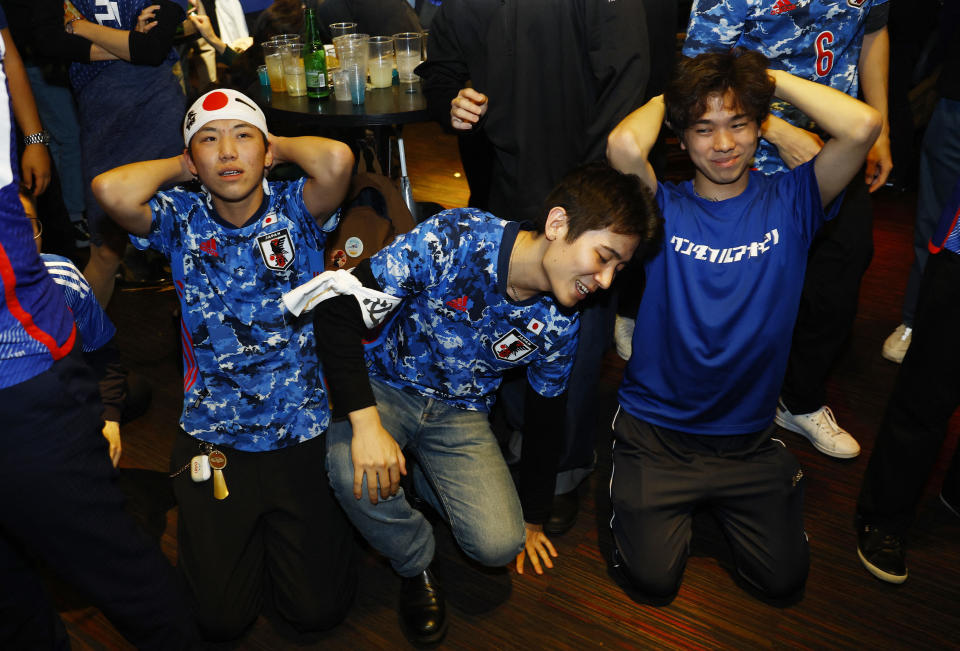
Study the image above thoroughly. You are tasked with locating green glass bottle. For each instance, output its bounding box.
[303,8,330,99]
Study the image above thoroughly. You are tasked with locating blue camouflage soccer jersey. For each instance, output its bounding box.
[132,179,336,451]
[683,0,888,174]
[366,209,580,412]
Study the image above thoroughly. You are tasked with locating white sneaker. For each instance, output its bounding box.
[775,401,861,458]
[614,315,635,361]
[881,324,912,363]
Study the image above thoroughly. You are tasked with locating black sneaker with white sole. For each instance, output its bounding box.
[857,524,907,584]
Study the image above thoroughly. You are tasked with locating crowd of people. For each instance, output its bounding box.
[1,0,958,647]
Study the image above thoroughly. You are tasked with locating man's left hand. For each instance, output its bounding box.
[865,132,892,193]
[21,145,51,195]
[515,522,558,575]
[101,420,121,467]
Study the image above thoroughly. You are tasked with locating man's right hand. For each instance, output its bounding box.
[450,87,488,130]
[349,406,407,504]
[762,114,824,169]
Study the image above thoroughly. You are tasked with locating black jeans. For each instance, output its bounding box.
[172,429,357,641]
[857,249,960,534]
[609,409,809,603]
[0,350,196,649]
[781,176,874,413]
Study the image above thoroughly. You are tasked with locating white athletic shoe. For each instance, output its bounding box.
[881,324,913,364]
[614,315,635,361]
[775,401,861,459]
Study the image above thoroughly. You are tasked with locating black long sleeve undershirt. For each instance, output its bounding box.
[313,260,380,418]
[520,386,567,525]
[127,0,184,66]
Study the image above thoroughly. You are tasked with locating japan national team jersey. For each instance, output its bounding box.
[0,23,76,389]
[619,161,840,434]
[366,209,580,411]
[132,179,337,451]
[929,176,960,257]
[42,254,115,352]
[68,0,179,92]
[684,0,888,174]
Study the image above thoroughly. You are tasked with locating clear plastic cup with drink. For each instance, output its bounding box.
[393,32,422,88]
[262,40,286,92]
[368,36,395,89]
[281,43,307,97]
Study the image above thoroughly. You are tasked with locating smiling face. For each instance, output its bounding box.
[680,90,760,201]
[185,119,272,218]
[541,208,641,308]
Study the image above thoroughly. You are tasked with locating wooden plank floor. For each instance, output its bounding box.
[60,122,960,649]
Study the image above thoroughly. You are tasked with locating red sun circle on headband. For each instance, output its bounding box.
[202,91,229,111]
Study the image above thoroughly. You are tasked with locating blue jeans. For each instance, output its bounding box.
[325,379,526,577]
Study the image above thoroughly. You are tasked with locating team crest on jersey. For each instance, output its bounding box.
[492,328,538,362]
[257,228,295,271]
[847,0,866,7]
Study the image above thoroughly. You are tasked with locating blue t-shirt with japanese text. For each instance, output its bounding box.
[619,161,840,434]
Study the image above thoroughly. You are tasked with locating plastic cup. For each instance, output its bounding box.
[338,35,369,104]
[261,41,285,92]
[333,33,365,67]
[329,22,357,40]
[281,43,307,97]
[332,69,351,101]
[368,36,394,88]
[393,32,422,85]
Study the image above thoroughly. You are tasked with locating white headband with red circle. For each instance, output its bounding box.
[183,89,268,146]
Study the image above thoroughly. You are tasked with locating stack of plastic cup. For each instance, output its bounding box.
[328,22,357,69]
[368,36,395,89]
[338,34,369,105]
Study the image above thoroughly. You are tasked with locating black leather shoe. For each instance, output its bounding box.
[544,488,579,535]
[399,568,447,645]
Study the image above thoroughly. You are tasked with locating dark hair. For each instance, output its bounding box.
[664,49,774,138]
[540,161,662,252]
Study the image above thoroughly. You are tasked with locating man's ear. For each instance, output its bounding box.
[544,206,569,242]
[264,142,274,170]
[183,147,199,177]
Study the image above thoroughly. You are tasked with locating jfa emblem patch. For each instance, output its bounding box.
[257,228,295,271]
[846,0,866,7]
[492,328,538,362]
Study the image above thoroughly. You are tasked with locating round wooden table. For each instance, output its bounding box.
[250,82,428,128]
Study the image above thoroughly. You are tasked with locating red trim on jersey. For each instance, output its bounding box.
[0,241,76,360]
[174,280,199,392]
[928,202,960,255]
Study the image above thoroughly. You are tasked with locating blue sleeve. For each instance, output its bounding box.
[526,316,580,398]
[682,0,749,56]
[274,176,338,251]
[367,209,472,299]
[133,189,187,258]
[0,5,8,29]
[41,254,116,352]
[781,159,839,246]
